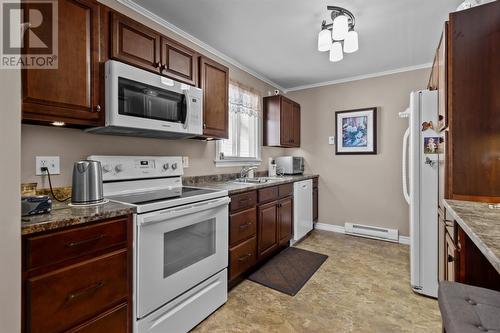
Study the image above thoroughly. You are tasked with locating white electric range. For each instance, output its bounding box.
[88,155,229,333]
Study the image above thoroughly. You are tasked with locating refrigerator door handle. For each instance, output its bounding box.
[402,127,411,204]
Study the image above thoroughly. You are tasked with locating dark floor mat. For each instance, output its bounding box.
[248,247,328,296]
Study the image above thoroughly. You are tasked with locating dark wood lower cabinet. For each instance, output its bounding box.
[228,182,297,287]
[22,215,133,333]
[66,303,128,333]
[278,197,293,245]
[442,221,500,291]
[257,201,279,258]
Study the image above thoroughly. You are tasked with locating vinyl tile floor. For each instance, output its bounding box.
[192,230,442,333]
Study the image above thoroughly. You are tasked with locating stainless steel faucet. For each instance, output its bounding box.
[240,166,258,179]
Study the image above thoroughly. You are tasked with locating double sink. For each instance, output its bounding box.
[231,176,293,184]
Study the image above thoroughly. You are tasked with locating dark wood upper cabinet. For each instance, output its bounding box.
[433,1,500,203]
[22,0,103,127]
[160,37,198,86]
[111,12,161,72]
[263,95,301,147]
[257,202,278,258]
[278,197,293,245]
[198,56,229,139]
[448,2,500,201]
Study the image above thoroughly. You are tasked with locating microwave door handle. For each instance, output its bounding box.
[183,91,190,129]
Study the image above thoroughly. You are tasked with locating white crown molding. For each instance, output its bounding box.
[286,63,433,92]
[314,223,410,246]
[115,0,287,92]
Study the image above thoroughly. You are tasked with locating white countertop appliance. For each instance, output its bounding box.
[88,155,229,333]
[400,90,438,298]
[275,156,304,175]
[87,60,203,139]
[293,179,313,242]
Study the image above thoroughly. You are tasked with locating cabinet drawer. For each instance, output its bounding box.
[230,208,257,247]
[67,303,128,333]
[27,250,128,333]
[24,217,128,271]
[278,183,293,198]
[230,191,257,213]
[229,237,257,280]
[258,186,279,203]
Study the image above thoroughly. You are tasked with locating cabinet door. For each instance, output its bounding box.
[445,232,457,282]
[280,98,294,146]
[22,0,102,127]
[257,202,278,258]
[278,197,293,245]
[313,187,318,222]
[437,23,448,130]
[160,37,198,86]
[111,13,161,72]
[199,57,229,139]
[292,103,301,147]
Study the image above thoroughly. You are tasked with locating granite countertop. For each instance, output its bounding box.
[443,199,500,274]
[21,200,135,236]
[184,174,319,195]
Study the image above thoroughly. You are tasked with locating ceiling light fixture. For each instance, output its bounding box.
[317,6,358,62]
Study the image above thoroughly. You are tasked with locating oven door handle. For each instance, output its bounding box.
[140,197,230,225]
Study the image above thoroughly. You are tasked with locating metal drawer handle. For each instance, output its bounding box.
[66,234,105,248]
[66,281,105,303]
[238,253,253,262]
[239,222,252,230]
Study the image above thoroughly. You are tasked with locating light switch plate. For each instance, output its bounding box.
[36,156,60,175]
[328,136,336,145]
[182,156,189,168]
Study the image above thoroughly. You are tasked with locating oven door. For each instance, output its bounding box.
[136,196,229,319]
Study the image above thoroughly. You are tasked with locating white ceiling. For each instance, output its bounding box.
[126,0,462,90]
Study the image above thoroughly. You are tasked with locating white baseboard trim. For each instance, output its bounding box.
[314,223,345,234]
[398,236,411,246]
[314,223,410,246]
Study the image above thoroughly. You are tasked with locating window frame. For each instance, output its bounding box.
[215,84,262,168]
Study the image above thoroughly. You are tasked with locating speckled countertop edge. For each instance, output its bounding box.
[22,174,318,235]
[443,199,500,274]
[21,201,135,236]
[184,174,319,195]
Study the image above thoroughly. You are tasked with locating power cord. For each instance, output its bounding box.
[40,167,71,202]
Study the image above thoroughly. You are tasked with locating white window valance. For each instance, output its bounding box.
[229,83,261,118]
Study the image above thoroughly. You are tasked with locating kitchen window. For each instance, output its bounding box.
[215,83,261,167]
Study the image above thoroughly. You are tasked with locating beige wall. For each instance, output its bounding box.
[0,70,21,328]
[287,68,430,236]
[21,0,283,188]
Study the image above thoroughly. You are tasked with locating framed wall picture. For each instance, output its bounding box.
[335,107,377,155]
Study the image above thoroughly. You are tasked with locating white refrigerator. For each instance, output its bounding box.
[400,90,438,298]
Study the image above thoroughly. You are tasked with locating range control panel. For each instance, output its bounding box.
[87,156,183,181]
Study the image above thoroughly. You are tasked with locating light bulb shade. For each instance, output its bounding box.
[329,42,343,62]
[332,15,348,40]
[317,29,332,52]
[344,30,358,53]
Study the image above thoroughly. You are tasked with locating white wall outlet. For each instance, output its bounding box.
[328,136,336,145]
[36,156,60,175]
[182,156,189,168]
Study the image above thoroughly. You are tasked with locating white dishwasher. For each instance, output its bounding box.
[293,179,313,242]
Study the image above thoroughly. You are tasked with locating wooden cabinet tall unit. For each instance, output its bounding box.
[429,1,500,284]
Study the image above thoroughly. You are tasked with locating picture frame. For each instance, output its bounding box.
[335,107,377,155]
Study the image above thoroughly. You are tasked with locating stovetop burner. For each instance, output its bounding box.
[108,186,217,206]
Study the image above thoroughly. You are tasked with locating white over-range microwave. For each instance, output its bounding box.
[87,60,203,138]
